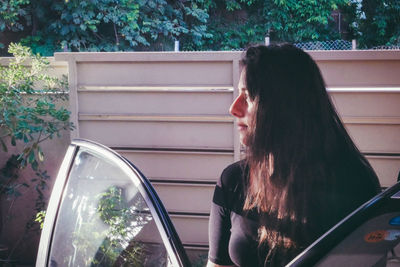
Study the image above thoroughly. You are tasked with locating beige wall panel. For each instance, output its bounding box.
[367,156,400,188]
[76,61,233,86]
[79,121,233,149]
[47,64,68,80]
[78,91,233,115]
[170,215,209,245]
[345,124,400,153]
[330,91,400,117]
[152,183,214,214]
[119,150,233,182]
[318,61,400,87]
[55,51,243,62]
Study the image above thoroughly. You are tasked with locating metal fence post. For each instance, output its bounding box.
[265,36,270,46]
[352,39,357,50]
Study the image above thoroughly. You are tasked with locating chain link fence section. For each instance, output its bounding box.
[180,40,400,51]
[293,40,400,50]
[371,45,400,50]
[294,40,352,50]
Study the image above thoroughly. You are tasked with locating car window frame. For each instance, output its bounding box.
[36,138,190,267]
[287,182,400,267]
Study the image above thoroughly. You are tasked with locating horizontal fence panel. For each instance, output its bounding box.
[79,86,233,91]
[79,114,233,123]
[118,150,233,182]
[342,117,400,125]
[78,90,233,115]
[367,156,400,188]
[345,124,400,153]
[55,51,243,62]
[318,60,400,87]
[79,120,234,149]
[76,61,233,86]
[329,90,400,117]
[152,183,214,214]
[170,215,209,246]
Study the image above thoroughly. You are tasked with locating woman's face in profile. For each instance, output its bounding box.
[230,70,257,146]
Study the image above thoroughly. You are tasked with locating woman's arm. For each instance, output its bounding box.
[208,189,234,266]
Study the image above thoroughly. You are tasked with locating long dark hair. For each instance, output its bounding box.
[241,44,380,266]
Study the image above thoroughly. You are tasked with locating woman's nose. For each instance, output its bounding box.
[230,95,244,118]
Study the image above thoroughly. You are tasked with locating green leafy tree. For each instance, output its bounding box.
[0,0,29,31]
[356,0,400,48]
[47,0,143,52]
[1,0,399,53]
[262,0,346,42]
[1,0,211,55]
[0,0,30,48]
[201,0,348,50]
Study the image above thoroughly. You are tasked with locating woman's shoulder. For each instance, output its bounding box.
[218,160,247,190]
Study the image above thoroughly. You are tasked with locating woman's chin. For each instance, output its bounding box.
[239,135,249,147]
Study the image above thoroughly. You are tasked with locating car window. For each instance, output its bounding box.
[38,140,190,267]
[48,148,172,266]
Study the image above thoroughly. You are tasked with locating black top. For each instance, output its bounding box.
[208,161,259,266]
[208,161,380,267]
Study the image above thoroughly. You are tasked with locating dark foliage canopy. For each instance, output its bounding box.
[0,0,399,55]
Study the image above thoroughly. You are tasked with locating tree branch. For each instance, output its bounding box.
[113,23,120,45]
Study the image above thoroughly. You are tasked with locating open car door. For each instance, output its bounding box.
[287,181,400,267]
[36,139,190,267]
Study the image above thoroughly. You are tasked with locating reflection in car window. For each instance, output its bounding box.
[48,148,172,266]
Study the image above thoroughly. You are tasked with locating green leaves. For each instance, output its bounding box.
[0,0,30,34]
[0,0,211,54]
[260,0,346,42]
[1,0,398,53]
[355,0,400,48]
[34,210,46,229]
[192,0,350,50]
[92,186,148,265]
[0,42,73,205]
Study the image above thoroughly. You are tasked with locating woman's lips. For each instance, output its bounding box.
[237,123,248,131]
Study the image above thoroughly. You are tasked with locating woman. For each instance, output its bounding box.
[207,44,381,267]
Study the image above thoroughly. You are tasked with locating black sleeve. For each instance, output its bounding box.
[208,166,236,265]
